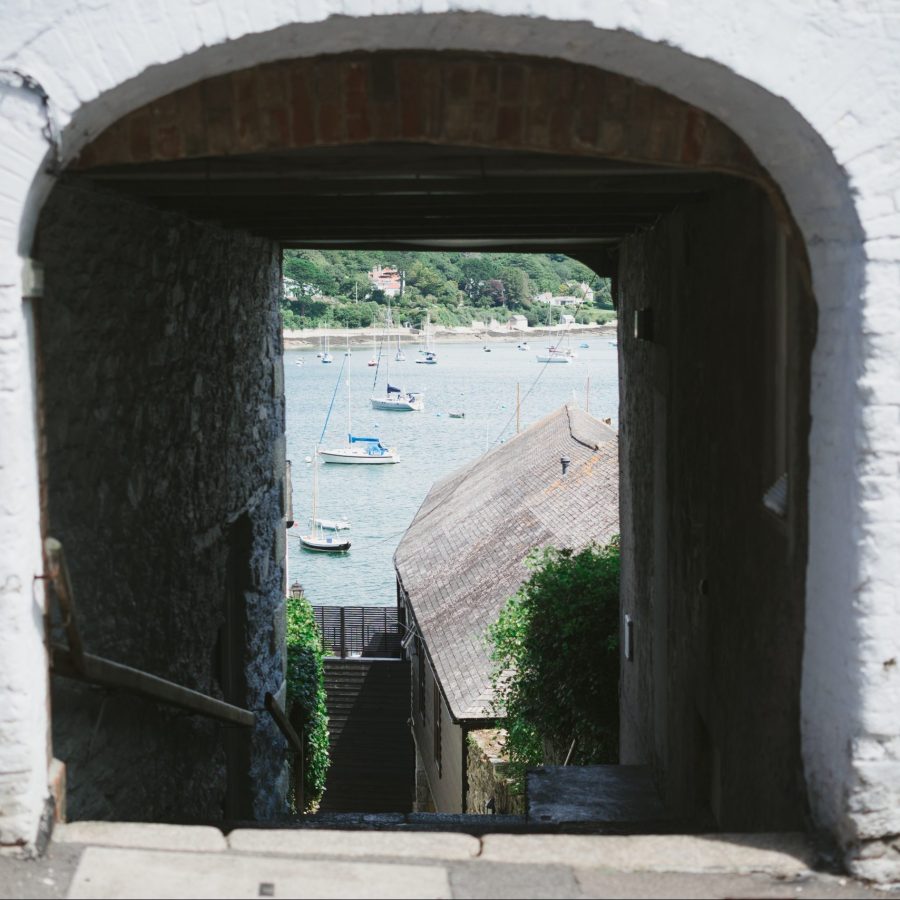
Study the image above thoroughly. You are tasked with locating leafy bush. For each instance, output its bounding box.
[488,539,620,785]
[285,596,329,811]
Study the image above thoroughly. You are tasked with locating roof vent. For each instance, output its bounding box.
[560,456,571,477]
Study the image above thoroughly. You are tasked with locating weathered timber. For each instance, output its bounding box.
[44,537,86,674]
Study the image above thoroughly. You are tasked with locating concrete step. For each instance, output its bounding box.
[6,823,888,900]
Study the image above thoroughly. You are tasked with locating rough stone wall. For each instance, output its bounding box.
[465,729,524,816]
[618,181,813,831]
[35,179,288,823]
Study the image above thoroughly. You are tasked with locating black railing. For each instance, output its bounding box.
[312,605,402,658]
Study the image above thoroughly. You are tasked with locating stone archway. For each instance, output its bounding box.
[0,5,894,880]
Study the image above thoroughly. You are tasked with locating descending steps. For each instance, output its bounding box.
[320,658,414,813]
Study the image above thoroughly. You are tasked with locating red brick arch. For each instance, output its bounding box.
[74,52,764,181]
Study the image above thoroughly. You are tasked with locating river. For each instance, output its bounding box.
[285,338,619,606]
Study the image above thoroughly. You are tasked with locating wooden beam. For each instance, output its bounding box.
[44,538,86,675]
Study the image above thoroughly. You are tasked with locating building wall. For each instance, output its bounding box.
[465,729,524,816]
[35,180,289,823]
[0,2,896,879]
[409,636,465,814]
[618,180,812,831]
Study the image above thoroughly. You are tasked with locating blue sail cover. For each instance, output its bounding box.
[349,435,379,443]
[387,384,401,394]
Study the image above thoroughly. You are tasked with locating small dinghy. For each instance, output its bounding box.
[580,342,590,349]
[449,410,465,419]
[315,517,351,531]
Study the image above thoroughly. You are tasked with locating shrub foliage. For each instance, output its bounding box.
[488,539,620,782]
[285,596,330,811]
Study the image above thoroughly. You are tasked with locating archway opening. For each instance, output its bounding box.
[34,50,814,833]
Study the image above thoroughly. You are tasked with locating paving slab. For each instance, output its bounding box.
[480,833,817,875]
[54,822,227,853]
[228,828,480,860]
[0,843,82,900]
[449,861,586,899]
[573,869,897,899]
[66,847,452,899]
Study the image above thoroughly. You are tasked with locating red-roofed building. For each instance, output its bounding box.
[368,264,403,297]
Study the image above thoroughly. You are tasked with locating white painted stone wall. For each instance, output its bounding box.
[0,0,897,878]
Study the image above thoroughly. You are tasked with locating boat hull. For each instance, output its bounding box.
[318,448,399,464]
[370,397,424,411]
[300,536,351,552]
[536,355,573,363]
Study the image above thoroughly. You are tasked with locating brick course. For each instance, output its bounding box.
[73,53,765,183]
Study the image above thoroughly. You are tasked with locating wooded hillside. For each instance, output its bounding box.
[281,250,613,329]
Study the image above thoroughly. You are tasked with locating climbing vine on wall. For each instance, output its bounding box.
[488,539,620,786]
[286,596,330,811]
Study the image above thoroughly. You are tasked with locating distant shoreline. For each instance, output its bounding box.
[284,321,618,350]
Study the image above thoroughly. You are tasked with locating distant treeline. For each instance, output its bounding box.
[281,250,614,330]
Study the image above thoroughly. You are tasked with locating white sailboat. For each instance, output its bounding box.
[395,327,406,362]
[300,446,351,552]
[370,301,424,411]
[416,313,438,364]
[322,332,333,364]
[319,355,400,464]
[536,308,575,363]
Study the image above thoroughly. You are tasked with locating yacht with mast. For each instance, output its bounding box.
[318,355,400,464]
[536,309,576,363]
[370,302,423,411]
[299,446,351,552]
[416,313,438,364]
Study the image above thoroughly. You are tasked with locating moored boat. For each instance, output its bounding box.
[300,533,351,552]
[319,437,399,464]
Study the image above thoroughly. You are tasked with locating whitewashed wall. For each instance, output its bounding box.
[0,0,897,879]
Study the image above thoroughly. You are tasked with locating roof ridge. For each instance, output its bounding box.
[565,403,616,450]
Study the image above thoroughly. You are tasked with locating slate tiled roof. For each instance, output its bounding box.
[394,404,619,722]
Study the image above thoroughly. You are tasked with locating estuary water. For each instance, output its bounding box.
[285,338,619,606]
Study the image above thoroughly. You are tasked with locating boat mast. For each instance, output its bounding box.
[311,444,319,535]
[347,356,352,439]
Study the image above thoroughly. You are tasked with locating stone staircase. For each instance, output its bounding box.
[319,658,414,813]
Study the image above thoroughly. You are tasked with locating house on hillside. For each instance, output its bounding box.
[534,291,585,307]
[368,264,403,297]
[509,314,529,331]
[394,405,619,813]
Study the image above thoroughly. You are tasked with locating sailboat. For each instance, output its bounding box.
[395,327,406,362]
[319,355,400,464]
[536,308,575,363]
[322,333,333,364]
[300,446,351,552]
[371,301,424,411]
[367,326,377,367]
[416,313,438,364]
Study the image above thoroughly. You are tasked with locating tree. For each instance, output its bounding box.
[488,539,620,784]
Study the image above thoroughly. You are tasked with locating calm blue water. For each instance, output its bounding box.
[285,339,619,606]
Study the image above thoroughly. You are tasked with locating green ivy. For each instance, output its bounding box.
[285,596,330,811]
[488,539,620,787]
